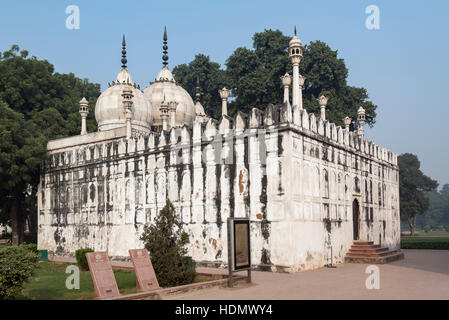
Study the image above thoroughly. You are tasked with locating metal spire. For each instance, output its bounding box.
[195,75,201,102]
[162,26,168,66]
[294,26,297,36]
[121,35,127,69]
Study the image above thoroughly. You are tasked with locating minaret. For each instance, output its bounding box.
[79,97,89,135]
[343,116,352,131]
[289,26,303,109]
[219,87,229,116]
[122,88,134,139]
[160,95,169,131]
[298,74,305,110]
[169,101,178,128]
[357,106,366,138]
[318,95,328,120]
[281,73,292,104]
[162,26,168,67]
[121,35,127,69]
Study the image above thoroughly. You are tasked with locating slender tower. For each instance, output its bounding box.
[289,26,303,109]
[357,107,366,138]
[160,95,169,131]
[122,88,134,139]
[79,97,89,135]
[318,95,328,120]
[343,116,352,131]
[281,73,292,104]
[169,101,178,128]
[219,87,229,116]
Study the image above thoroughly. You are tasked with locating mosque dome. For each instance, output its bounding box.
[144,66,195,127]
[143,27,195,128]
[95,36,153,132]
[289,34,303,47]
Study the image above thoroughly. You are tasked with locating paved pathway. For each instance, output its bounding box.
[50,250,449,299]
[166,250,449,300]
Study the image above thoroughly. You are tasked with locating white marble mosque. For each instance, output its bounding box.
[37,27,402,272]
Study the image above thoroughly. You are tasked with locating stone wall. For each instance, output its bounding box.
[38,103,400,272]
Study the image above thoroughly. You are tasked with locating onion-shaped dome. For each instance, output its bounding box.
[195,100,206,117]
[95,69,153,132]
[289,26,303,47]
[143,66,195,127]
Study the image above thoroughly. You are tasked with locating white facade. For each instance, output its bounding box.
[37,30,400,272]
[37,104,400,271]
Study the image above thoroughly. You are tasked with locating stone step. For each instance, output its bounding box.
[353,241,374,245]
[350,244,381,250]
[344,251,404,264]
[346,250,394,258]
[348,247,389,254]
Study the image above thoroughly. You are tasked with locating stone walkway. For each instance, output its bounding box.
[166,250,449,300]
[50,250,449,299]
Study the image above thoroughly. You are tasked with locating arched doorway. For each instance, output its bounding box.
[352,199,360,240]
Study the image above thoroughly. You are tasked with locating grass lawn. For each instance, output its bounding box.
[19,261,222,300]
[20,261,138,300]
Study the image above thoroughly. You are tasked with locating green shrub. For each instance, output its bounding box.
[21,243,37,253]
[445,226,449,233]
[0,244,39,299]
[140,200,196,287]
[75,248,94,271]
[423,225,431,233]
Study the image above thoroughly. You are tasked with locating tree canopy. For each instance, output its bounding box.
[0,45,100,243]
[416,184,449,229]
[398,153,439,235]
[173,29,377,127]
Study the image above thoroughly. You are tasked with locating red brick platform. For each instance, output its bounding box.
[345,241,405,264]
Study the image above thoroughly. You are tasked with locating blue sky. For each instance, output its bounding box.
[1,0,448,186]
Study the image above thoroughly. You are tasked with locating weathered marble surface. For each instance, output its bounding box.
[38,104,400,272]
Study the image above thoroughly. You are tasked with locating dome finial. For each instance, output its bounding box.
[121,34,127,69]
[294,25,297,36]
[162,26,168,66]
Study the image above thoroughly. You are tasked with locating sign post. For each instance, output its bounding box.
[85,251,120,298]
[129,249,160,291]
[227,217,252,287]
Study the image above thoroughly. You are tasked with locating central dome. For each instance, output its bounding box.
[144,66,195,128]
[95,69,153,132]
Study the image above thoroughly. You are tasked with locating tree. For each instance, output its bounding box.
[300,41,377,127]
[172,54,228,119]
[0,45,101,243]
[140,200,196,287]
[225,30,291,114]
[398,153,438,236]
[417,184,449,229]
[173,29,378,125]
[0,101,46,244]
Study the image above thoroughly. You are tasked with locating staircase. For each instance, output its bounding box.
[344,241,404,264]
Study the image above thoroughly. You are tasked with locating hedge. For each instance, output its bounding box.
[401,241,449,250]
[75,248,94,271]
